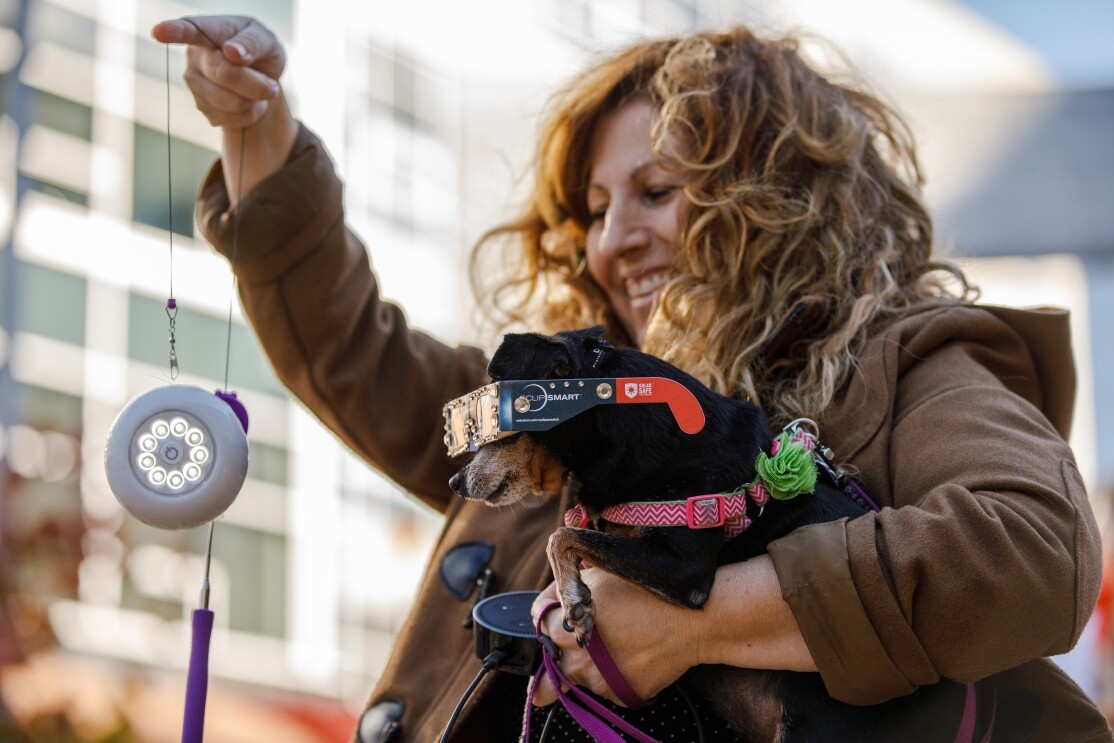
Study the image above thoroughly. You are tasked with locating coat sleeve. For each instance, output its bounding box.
[768,307,1103,704]
[196,123,490,513]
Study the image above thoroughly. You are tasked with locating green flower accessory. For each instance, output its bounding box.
[754,432,817,501]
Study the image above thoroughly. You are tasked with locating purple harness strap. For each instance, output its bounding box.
[955,677,996,743]
[584,628,651,711]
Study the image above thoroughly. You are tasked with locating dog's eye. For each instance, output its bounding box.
[552,360,571,378]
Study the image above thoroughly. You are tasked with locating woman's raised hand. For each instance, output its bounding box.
[151,16,284,130]
[151,16,299,203]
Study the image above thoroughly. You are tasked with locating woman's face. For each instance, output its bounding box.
[585,98,687,347]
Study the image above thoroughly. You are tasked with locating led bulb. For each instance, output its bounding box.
[105,385,249,530]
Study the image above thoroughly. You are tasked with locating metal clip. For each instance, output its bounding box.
[166,298,179,380]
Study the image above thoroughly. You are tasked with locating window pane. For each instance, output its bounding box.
[28,89,92,139]
[119,522,286,638]
[24,176,87,206]
[11,260,86,345]
[26,3,95,57]
[216,523,287,638]
[4,380,82,433]
[249,441,288,486]
[132,124,217,238]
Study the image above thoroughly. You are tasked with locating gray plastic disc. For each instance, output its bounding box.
[104,385,249,530]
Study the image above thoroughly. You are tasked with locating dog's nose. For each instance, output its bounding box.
[449,472,465,496]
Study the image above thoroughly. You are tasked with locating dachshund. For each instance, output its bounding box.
[448,326,1005,742]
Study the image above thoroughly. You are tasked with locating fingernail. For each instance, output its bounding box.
[227,41,249,59]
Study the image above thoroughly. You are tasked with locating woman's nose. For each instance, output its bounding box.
[598,203,649,256]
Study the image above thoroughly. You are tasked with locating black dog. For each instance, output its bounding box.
[449,327,998,742]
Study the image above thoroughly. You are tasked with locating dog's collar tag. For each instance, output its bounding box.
[588,338,613,370]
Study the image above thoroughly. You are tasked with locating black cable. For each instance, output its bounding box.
[675,682,706,743]
[438,648,509,743]
[536,703,558,742]
[533,682,706,743]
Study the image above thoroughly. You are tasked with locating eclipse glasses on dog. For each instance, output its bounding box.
[443,377,706,457]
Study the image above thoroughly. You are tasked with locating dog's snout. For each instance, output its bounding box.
[449,471,466,496]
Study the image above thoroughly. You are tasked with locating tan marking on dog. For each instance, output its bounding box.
[455,435,566,506]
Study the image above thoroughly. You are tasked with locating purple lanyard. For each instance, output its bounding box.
[524,601,658,743]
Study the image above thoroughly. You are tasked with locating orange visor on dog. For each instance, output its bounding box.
[442,377,706,457]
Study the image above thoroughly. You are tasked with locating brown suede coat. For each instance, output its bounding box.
[199,124,1111,741]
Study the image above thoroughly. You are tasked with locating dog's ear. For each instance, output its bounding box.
[555,326,614,374]
[488,332,574,381]
[584,325,606,339]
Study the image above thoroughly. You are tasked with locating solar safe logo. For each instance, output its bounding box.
[624,382,654,399]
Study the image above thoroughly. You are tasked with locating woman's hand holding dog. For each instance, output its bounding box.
[530,557,816,707]
[531,568,700,707]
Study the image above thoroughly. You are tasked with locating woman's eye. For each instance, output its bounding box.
[646,186,676,201]
[588,207,607,223]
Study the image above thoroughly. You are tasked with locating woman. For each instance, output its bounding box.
[152,15,1109,741]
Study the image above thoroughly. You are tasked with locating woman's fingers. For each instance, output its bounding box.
[152,16,249,49]
[152,17,283,130]
[188,45,277,103]
[150,19,199,45]
[204,18,286,80]
[181,66,270,128]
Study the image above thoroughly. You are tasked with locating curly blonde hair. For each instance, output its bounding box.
[472,26,974,425]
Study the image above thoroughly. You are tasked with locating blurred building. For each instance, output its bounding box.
[0,0,1110,740]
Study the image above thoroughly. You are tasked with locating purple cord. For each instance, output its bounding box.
[524,602,660,743]
[181,608,214,743]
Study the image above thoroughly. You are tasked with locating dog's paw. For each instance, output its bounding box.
[562,599,595,647]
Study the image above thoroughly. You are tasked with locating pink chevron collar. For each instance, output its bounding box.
[563,425,817,540]
[564,484,769,539]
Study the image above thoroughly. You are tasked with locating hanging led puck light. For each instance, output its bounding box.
[104,23,251,533]
[104,384,249,530]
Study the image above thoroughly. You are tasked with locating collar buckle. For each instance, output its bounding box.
[685,494,726,529]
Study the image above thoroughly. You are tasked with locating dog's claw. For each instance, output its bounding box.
[559,596,597,648]
[577,615,594,645]
[561,605,595,647]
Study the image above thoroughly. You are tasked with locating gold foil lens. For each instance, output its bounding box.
[443,383,503,457]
